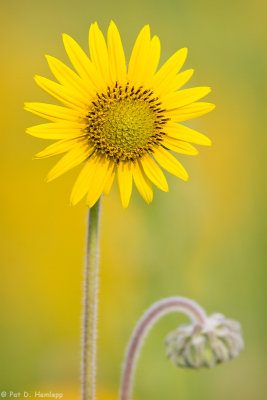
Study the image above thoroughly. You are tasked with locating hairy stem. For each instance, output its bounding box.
[82,199,101,400]
[120,296,207,400]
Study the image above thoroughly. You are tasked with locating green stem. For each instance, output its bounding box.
[82,199,101,400]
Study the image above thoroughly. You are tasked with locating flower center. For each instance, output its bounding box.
[85,83,168,161]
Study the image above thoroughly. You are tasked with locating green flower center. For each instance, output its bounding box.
[85,83,169,162]
[102,98,155,150]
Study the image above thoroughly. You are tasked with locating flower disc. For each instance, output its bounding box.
[86,83,167,162]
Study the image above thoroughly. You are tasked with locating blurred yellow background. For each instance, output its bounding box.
[0,0,266,399]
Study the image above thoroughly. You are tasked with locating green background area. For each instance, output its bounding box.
[0,0,266,398]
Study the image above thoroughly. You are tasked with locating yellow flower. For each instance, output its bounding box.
[25,21,215,208]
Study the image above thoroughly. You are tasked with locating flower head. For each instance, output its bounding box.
[165,313,244,369]
[25,21,215,208]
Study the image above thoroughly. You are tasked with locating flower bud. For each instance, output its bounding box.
[165,313,244,369]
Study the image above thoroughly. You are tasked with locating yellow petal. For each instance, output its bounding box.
[107,21,127,85]
[162,87,211,109]
[86,157,114,208]
[165,122,212,146]
[34,75,87,111]
[26,122,85,140]
[45,55,91,101]
[62,33,103,92]
[142,35,161,83]
[167,102,216,121]
[156,69,194,98]
[89,22,110,85]
[152,48,188,95]
[127,25,151,86]
[35,138,83,159]
[133,161,153,204]
[140,154,168,192]
[70,157,97,205]
[24,102,83,123]
[103,165,116,195]
[117,161,133,208]
[46,144,94,182]
[169,69,194,92]
[161,136,199,155]
[153,146,188,181]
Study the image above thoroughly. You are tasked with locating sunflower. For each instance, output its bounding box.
[25,21,215,208]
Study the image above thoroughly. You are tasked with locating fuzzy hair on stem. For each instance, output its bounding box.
[82,199,101,400]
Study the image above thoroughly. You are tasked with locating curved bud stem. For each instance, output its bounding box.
[120,297,207,400]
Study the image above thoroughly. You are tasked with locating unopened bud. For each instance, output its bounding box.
[165,313,244,369]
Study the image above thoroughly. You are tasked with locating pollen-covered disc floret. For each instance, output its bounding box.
[165,313,244,369]
[86,83,167,162]
[25,21,215,208]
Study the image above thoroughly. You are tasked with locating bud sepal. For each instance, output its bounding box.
[165,312,244,369]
